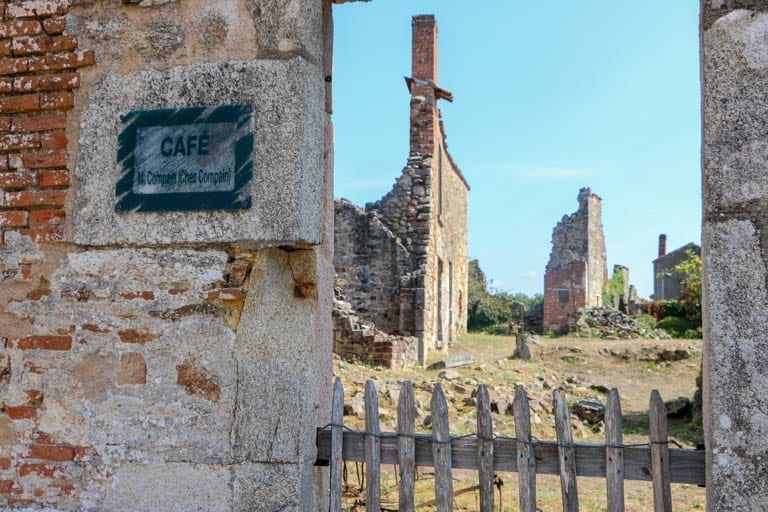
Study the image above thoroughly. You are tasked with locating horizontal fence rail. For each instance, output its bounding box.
[316,378,705,512]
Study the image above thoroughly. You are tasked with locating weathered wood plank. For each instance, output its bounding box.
[316,430,705,484]
[476,385,494,512]
[605,388,625,512]
[554,390,579,512]
[650,390,672,512]
[514,384,537,512]
[431,384,453,512]
[397,381,416,512]
[364,380,381,512]
[329,378,344,512]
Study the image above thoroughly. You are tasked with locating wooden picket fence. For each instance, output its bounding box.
[315,378,705,512]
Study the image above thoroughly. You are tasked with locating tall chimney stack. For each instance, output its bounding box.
[412,15,438,83]
[658,234,667,258]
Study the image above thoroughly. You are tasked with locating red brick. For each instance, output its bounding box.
[0,40,11,57]
[39,130,66,149]
[0,458,11,470]
[42,17,65,36]
[26,288,50,300]
[0,210,28,227]
[7,498,36,506]
[0,117,10,131]
[39,91,72,111]
[14,335,71,351]
[0,20,42,38]
[0,480,13,493]
[6,1,69,20]
[25,390,42,403]
[0,93,38,114]
[51,483,75,496]
[27,50,94,72]
[3,189,65,207]
[11,35,77,56]
[10,113,66,132]
[0,57,28,76]
[4,405,36,419]
[0,77,11,93]
[27,445,74,462]
[0,171,36,188]
[0,132,39,151]
[9,151,67,169]
[19,227,64,242]
[18,463,67,478]
[29,209,64,227]
[38,169,67,186]
[119,291,154,300]
[81,324,109,333]
[13,72,79,93]
[117,329,161,344]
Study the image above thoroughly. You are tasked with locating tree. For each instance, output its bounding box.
[668,249,702,326]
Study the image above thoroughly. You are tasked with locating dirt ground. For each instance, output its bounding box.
[332,332,705,511]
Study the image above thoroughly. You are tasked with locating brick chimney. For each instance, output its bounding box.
[412,15,438,83]
[409,15,439,157]
[658,234,667,258]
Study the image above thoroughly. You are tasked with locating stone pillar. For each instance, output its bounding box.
[658,233,667,258]
[0,1,332,510]
[701,2,768,509]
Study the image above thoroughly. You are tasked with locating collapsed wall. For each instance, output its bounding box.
[543,188,607,333]
[0,1,333,510]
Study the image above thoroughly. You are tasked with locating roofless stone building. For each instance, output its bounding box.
[542,187,607,333]
[334,15,469,366]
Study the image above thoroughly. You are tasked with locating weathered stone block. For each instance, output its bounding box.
[73,57,324,247]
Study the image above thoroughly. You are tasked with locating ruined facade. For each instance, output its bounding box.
[543,187,607,333]
[653,234,701,300]
[334,15,469,365]
[0,2,333,510]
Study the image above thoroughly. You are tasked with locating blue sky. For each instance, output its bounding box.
[332,1,701,298]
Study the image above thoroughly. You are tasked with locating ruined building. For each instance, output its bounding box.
[653,234,701,300]
[543,188,607,333]
[334,15,469,366]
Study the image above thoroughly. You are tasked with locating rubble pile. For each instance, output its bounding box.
[569,307,670,339]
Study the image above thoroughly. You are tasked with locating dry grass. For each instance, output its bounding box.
[333,332,705,511]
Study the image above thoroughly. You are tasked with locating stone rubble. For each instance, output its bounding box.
[569,306,670,339]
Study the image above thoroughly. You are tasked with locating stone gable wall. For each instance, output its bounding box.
[543,188,606,333]
[333,15,468,366]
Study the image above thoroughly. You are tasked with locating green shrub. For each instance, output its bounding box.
[633,314,658,332]
[483,323,516,336]
[656,316,696,338]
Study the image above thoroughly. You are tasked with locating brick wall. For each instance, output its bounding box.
[543,260,587,334]
[0,0,93,246]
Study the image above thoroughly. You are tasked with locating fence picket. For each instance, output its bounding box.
[554,389,579,512]
[649,390,672,512]
[605,388,625,512]
[476,385,494,512]
[364,380,381,512]
[317,383,707,510]
[397,381,416,512]
[514,384,537,512]
[330,378,344,512]
[431,384,453,512]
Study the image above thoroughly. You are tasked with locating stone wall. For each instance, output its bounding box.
[333,15,468,365]
[543,188,607,333]
[653,241,700,300]
[701,2,768,508]
[0,1,333,510]
[332,285,416,369]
